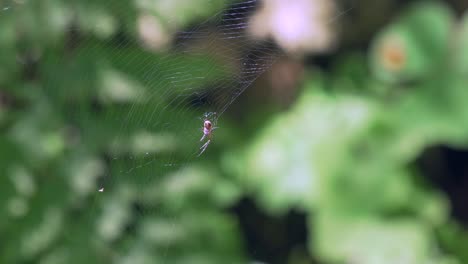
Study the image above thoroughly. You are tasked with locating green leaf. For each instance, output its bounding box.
[370,1,455,82]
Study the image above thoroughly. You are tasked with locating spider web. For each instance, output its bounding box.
[93,1,279,262]
[0,0,353,262]
[96,0,280,195]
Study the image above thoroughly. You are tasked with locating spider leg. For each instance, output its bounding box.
[200,139,210,150]
[198,139,211,156]
[200,134,206,142]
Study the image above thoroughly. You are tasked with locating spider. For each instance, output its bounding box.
[198,112,218,156]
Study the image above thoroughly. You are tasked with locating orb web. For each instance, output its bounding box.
[0,0,354,262]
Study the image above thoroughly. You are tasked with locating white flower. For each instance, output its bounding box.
[137,13,171,51]
[249,0,337,54]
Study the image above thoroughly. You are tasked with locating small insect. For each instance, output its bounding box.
[198,112,218,156]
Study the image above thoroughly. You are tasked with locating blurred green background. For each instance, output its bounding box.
[1,0,468,263]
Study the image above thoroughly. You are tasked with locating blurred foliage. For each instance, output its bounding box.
[1,1,468,264]
[225,1,468,263]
